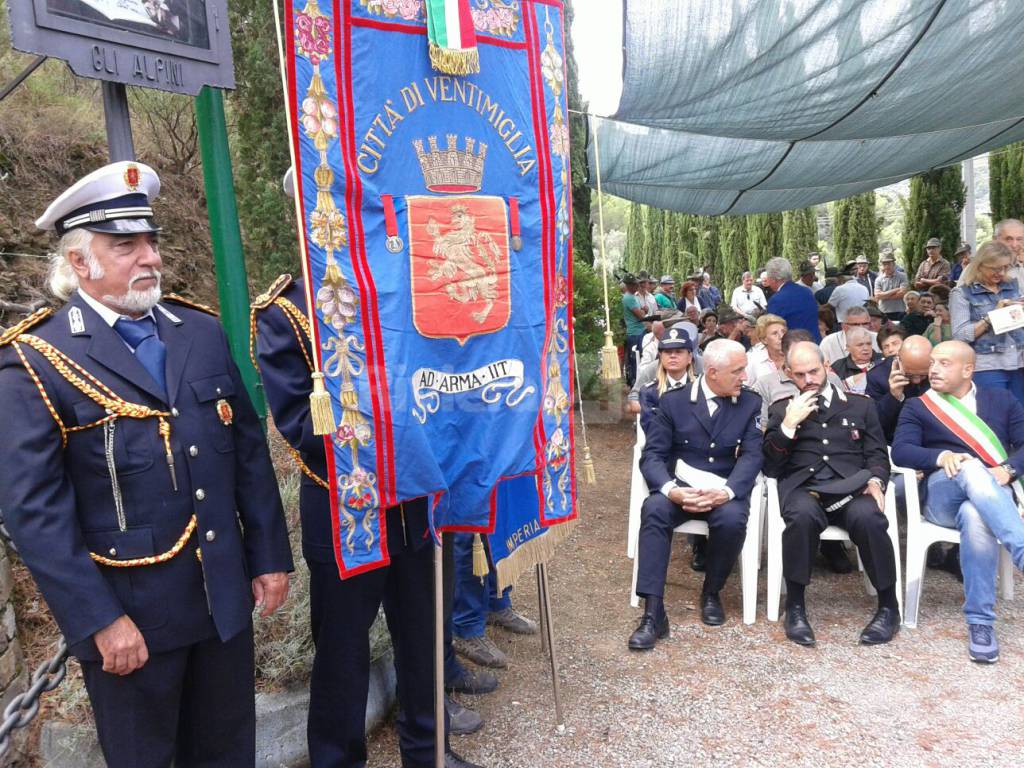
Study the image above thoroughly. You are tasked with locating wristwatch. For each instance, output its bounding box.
[999,463,1017,479]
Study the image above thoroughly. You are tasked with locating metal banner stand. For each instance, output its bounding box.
[536,563,565,732]
[434,541,445,768]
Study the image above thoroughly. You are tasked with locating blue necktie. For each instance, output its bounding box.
[114,316,167,394]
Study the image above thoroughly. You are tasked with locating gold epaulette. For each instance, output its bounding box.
[0,307,53,346]
[162,293,219,316]
[252,274,293,311]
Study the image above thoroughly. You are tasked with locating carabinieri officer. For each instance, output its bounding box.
[0,162,293,766]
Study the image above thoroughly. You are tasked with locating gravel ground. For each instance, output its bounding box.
[368,415,1024,768]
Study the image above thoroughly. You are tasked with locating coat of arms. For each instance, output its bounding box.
[408,135,510,344]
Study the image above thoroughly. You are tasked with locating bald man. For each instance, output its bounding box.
[893,341,1024,663]
[866,335,933,443]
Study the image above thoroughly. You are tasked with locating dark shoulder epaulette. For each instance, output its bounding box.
[0,307,54,346]
[162,293,219,317]
[252,274,292,311]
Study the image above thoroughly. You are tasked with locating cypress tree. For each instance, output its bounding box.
[990,142,1024,222]
[563,0,604,356]
[832,192,878,266]
[782,207,818,264]
[902,167,965,279]
[228,0,298,285]
[622,203,647,273]
[745,212,783,272]
[645,205,666,276]
[718,216,749,294]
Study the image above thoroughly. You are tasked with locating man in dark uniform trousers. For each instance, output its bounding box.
[763,341,899,647]
[0,161,293,766]
[253,273,481,768]
[628,338,763,649]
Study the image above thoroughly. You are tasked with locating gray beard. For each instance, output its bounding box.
[103,277,162,314]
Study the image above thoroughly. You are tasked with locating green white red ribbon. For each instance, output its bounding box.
[425,0,480,75]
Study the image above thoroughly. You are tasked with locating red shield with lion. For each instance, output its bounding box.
[407,195,511,345]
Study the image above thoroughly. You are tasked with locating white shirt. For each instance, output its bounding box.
[730,285,766,316]
[745,343,780,383]
[77,289,157,352]
[819,329,879,365]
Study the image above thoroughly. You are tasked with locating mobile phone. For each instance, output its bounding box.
[893,357,902,373]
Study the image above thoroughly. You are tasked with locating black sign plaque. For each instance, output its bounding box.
[7,0,235,95]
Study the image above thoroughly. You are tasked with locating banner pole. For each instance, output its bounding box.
[434,540,445,767]
[537,563,566,731]
[537,569,548,656]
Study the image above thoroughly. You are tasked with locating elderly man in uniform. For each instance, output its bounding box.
[252,174,482,768]
[628,339,763,648]
[0,162,293,766]
[763,341,899,647]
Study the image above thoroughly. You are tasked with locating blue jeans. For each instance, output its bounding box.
[452,533,512,639]
[925,460,1024,625]
[974,368,1024,411]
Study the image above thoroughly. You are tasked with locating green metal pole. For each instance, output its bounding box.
[194,85,266,418]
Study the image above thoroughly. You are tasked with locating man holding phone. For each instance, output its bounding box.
[866,335,933,442]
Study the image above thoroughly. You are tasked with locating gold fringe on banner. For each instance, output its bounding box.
[309,371,337,435]
[429,43,480,75]
[472,533,490,580]
[494,518,578,593]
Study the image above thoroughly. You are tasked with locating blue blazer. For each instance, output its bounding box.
[892,386,1024,477]
[0,294,292,660]
[865,356,929,442]
[766,280,821,342]
[640,378,763,501]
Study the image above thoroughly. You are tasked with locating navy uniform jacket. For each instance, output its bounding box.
[763,385,890,504]
[892,386,1024,476]
[640,377,763,501]
[0,294,293,661]
[865,356,929,442]
[638,377,691,434]
[253,278,335,564]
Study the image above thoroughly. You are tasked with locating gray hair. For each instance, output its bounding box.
[741,271,753,280]
[48,229,95,300]
[845,326,871,344]
[785,340,825,369]
[764,257,792,282]
[843,305,869,323]
[703,338,745,370]
[994,218,1024,238]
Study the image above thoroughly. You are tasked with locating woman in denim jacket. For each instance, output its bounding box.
[950,240,1024,404]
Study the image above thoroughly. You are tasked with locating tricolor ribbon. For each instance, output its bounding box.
[920,389,1024,503]
[381,194,403,253]
[425,0,480,75]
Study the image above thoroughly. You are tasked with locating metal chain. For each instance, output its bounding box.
[0,637,69,757]
[0,513,70,758]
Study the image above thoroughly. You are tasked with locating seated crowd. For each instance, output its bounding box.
[625,219,1024,664]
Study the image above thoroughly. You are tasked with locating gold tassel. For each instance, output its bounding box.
[309,371,337,435]
[600,331,621,381]
[429,43,480,75]
[579,445,596,485]
[472,533,490,580]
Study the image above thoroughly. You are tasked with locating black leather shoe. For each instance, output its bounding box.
[821,540,853,574]
[445,749,484,768]
[445,666,499,695]
[784,604,816,646]
[700,592,725,626]
[691,539,707,572]
[627,612,669,650]
[859,606,900,645]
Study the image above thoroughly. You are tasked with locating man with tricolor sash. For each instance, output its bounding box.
[893,340,1024,663]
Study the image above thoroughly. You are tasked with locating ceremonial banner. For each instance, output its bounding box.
[282,0,577,577]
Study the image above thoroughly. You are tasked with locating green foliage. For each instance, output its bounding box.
[990,142,1024,223]
[228,0,298,287]
[718,215,749,294]
[902,167,965,278]
[644,206,666,276]
[564,0,603,357]
[876,190,905,264]
[745,212,783,272]
[623,203,647,272]
[782,207,818,264]
[590,193,630,233]
[831,192,878,266]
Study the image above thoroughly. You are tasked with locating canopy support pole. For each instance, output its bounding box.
[537,563,566,732]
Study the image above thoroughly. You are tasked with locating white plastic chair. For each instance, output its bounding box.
[765,476,903,621]
[895,462,1015,629]
[626,416,764,625]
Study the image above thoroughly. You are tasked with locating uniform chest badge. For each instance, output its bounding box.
[216,399,233,426]
[69,307,85,334]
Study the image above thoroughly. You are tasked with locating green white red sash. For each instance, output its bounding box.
[919,389,1024,500]
[425,0,480,75]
